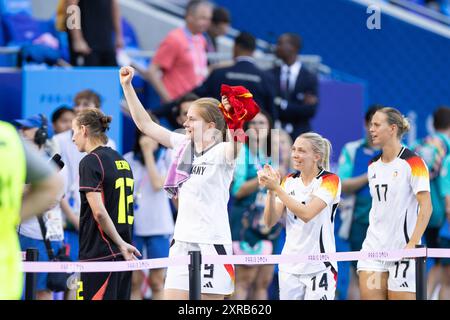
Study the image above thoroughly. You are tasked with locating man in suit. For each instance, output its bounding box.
[194,32,275,119]
[271,33,318,140]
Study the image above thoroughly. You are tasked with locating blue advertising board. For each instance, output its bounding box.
[22,66,122,152]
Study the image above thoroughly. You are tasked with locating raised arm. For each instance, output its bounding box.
[120,66,174,148]
[225,129,244,162]
[140,136,166,191]
[222,96,243,161]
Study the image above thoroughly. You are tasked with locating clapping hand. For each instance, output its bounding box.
[257,164,281,191]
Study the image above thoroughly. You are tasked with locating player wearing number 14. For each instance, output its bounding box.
[73,108,141,300]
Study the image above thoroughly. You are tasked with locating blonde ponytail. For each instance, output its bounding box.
[298,132,332,171]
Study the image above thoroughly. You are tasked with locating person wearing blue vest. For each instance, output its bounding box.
[337,105,382,299]
[413,106,450,299]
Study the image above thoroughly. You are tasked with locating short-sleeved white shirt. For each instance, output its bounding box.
[278,169,341,275]
[170,132,235,245]
[362,147,430,252]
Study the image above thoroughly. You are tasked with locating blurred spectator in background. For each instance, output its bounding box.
[194,32,276,119]
[14,115,65,300]
[147,0,212,103]
[278,129,294,177]
[204,6,231,55]
[422,0,446,12]
[0,121,62,300]
[270,33,318,140]
[19,32,70,67]
[52,106,75,134]
[124,115,174,300]
[13,114,56,156]
[438,147,450,300]
[152,93,199,130]
[65,0,123,66]
[230,110,282,300]
[413,106,450,299]
[336,105,382,300]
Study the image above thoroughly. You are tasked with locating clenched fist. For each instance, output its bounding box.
[119,66,135,86]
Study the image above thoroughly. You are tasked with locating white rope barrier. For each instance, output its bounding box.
[21,247,450,273]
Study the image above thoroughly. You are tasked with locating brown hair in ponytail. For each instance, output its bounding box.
[75,107,112,144]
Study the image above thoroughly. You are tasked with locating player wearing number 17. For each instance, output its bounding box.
[72,108,141,300]
[357,107,432,300]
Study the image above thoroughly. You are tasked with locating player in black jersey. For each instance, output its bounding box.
[72,107,141,300]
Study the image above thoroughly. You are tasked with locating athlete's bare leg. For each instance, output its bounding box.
[202,293,225,300]
[233,265,258,300]
[388,290,415,300]
[149,268,166,300]
[252,265,275,300]
[164,289,189,300]
[131,270,144,300]
[163,289,224,300]
[359,271,389,300]
[439,265,450,300]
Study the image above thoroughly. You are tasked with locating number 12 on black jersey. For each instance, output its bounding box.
[115,177,134,224]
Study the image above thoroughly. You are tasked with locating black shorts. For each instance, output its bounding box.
[77,267,132,300]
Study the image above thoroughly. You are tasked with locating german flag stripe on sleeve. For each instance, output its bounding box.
[406,156,429,179]
[320,173,339,199]
[280,172,295,189]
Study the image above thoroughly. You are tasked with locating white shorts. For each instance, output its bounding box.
[279,267,337,300]
[357,259,415,292]
[164,240,235,295]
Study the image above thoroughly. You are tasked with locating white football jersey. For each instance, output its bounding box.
[170,132,235,245]
[362,147,430,252]
[278,169,341,275]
